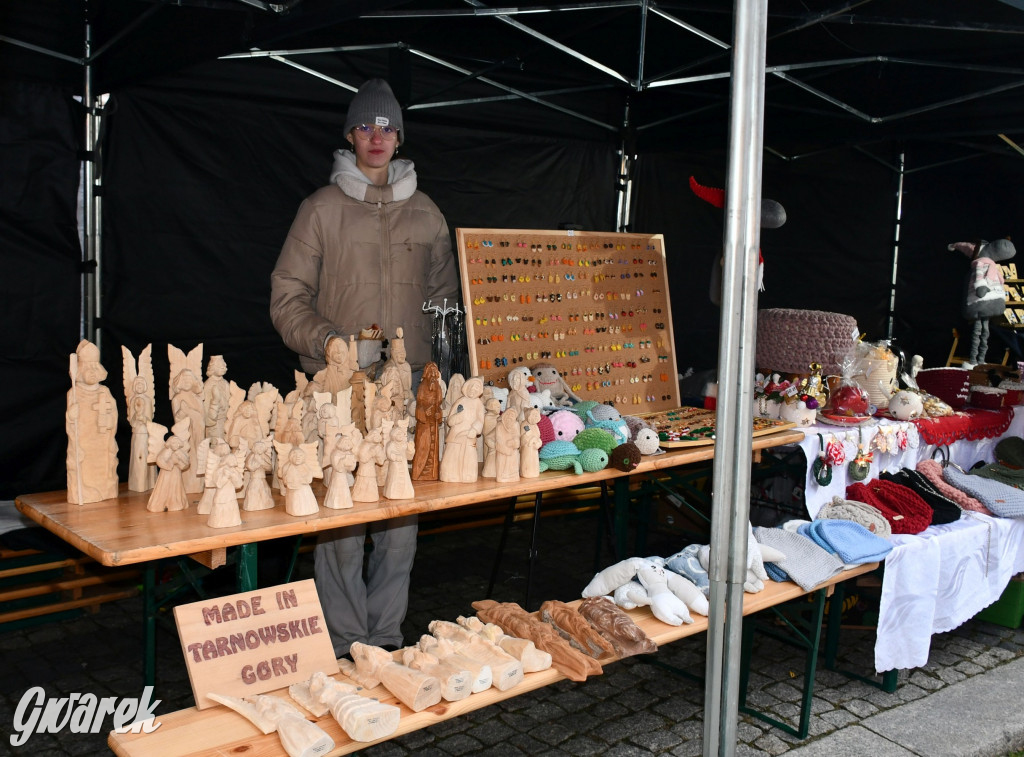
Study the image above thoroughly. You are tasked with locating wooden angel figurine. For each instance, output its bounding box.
[495,408,522,484]
[275,441,322,517]
[242,436,275,511]
[314,392,342,484]
[323,433,357,509]
[507,367,532,421]
[168,343,205,494]
[122,344,157,492]
[520,407,543,479]
[207,692,333,757]
[480,397,502,478]
[439,376,485,483]
[438,372,465,461]
[383,418,415,500]
[412,362,444,481]
[351,427,385,502]
[66,339,119,504]
[205,439,246,528]
[145,419,191,512]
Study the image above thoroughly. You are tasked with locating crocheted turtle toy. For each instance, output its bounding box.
[538,440,608,474]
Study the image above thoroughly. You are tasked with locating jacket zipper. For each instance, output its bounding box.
[379,199,390,337]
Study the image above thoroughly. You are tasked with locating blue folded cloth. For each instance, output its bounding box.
[798,520,893,564]
[665,544,710,596]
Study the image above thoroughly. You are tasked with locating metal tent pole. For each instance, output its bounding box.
[703,1,769,755]
[886,151,906,340]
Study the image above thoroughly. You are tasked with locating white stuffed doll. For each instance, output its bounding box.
[697,523,787,593]
[583,556,708,625]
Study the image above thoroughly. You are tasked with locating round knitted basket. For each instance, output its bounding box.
[999,380,1024,406]
[756,309,858,376]
[969,385,1006,410]
[916,367,971,409]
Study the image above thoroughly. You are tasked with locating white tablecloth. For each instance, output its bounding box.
[795,411,1024,518]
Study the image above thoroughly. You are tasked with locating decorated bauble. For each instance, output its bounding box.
[828,384,870,417]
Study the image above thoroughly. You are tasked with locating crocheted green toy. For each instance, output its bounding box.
[573,427,618,455]
[538,441,609,474]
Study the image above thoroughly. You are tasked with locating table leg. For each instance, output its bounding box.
[236,543,257,592]
[524,492,543,611]
[143,564,156,688]
[613,477,630,558]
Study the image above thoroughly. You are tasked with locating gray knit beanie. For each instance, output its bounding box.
[343,78,404,144]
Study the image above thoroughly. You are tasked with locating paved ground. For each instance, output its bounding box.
[3,508,1024,757]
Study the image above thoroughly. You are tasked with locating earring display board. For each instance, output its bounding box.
[457,228,681,414]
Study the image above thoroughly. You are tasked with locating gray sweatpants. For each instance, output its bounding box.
[314,514,418,657]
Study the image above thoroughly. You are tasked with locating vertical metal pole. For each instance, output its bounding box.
[636,0,649,87]
[703,1,769,755]
[83,18,98,346]
[886,152,906,340]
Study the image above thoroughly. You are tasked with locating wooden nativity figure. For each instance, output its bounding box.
[439,376,485,484]
[351,427,385,503]
[122,344,157,492]
[383,418,415,500]
[145,419,191,513]
[66,339,119,504]
[313,335,356,396]
[242,435,275,511]
[480,397,502,478]
[520,407,543,479]
[438,372,465,461]
[202,438,247,528]
[323,433,357,509]
[507,367,532,421]
[495,408,521,484]
[202,355,232,441]
[380,327,414,416]
[412,362,444,481]
[274,441,322,517]
[168,343,205,494]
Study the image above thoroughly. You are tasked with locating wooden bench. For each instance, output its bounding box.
[108,563,875,757]
[0,546,140,627]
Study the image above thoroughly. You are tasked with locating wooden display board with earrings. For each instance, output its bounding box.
[458,228,681,414]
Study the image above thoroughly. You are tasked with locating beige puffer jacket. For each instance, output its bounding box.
[270,150,460,374]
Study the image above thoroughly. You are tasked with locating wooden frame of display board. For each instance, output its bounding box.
[458,228,681,415]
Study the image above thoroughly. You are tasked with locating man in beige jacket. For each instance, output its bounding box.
[270,78,459,656]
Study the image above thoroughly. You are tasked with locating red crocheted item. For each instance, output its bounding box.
[912,407,1014,446]
[916,459,993,516]
[846,479,934,535]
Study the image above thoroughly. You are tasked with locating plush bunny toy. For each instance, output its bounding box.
[949,238,1016,366]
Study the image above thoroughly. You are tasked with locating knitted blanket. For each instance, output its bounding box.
[752,527,846,592]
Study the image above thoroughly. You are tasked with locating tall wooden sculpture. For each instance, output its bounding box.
[66,339,119,503]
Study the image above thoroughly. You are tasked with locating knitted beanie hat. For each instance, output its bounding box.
[996,436,1024,468]
[880,469,962,525]
[343,79,405,144]
[799,520,893,564]
[817,496,892,538]
[942,465,1024,519]
[916,459,992,515]
[845,480,933,535]
[752,527,846,592]
[972,462,1024,490]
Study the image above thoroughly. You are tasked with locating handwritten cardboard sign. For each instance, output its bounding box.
[173,578,339,709]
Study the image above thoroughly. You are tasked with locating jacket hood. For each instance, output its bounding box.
[330,149,417,203]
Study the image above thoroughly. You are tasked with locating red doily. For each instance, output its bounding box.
[912,407,1015,446]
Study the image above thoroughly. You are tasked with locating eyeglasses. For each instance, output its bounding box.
[352,124,399,141]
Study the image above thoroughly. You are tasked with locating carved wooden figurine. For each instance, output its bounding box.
[351,427,385,502]
[122,344,157,492]
[416,635,492,693]
[242,436,275,511]
[411,362,444,482]
[520,407,543,479]
[481,397,501,478]
[340,642,442,713]
[456,615,552,673]
[380,327,414,416]
[439,376,485,483]
[438,372,464,461]
[66,339,119,504]
[323,434,357,509]
[428,620,524,691]
[204,439,246,528]
[202,355,231,441]
[168,343,205,494]
[145,419,191,512]
[313,335,356,395]
[383,418,415,500]
[495,408,522,484]
[507,367,532,421]
[274,441,322,517]
[289,671,400,743]
[400,647,473,702]
[208,692,333,757]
